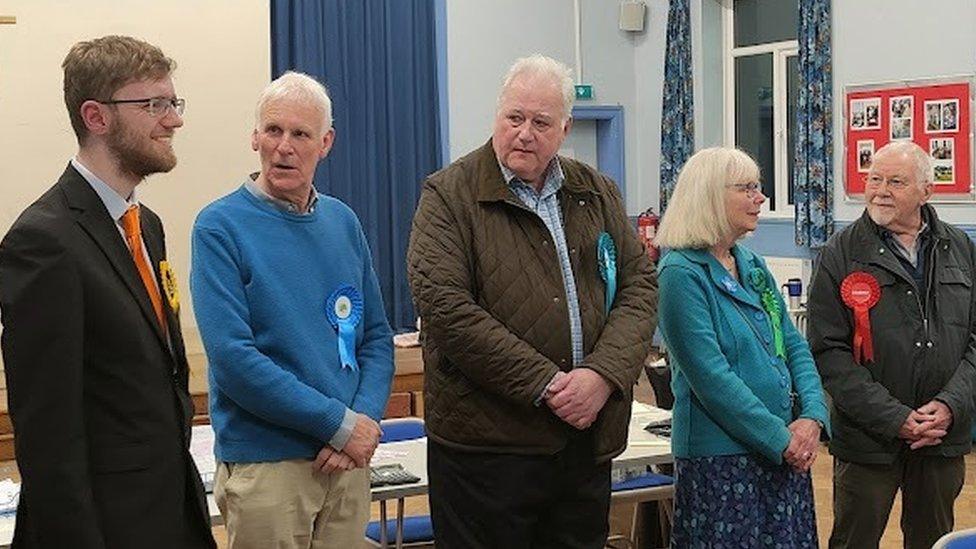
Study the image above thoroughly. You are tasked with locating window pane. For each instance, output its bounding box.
[735,54,775,209]
[734,0,798,48]
[786,54,798,206]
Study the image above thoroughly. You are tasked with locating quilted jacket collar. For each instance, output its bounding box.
[475,140,602,203]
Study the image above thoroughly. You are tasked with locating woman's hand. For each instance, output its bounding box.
[782,418,821,472]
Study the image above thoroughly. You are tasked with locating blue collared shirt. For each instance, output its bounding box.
[499,159,584,369]
[244,173,319,215]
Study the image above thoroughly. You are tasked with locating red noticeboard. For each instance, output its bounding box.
[845,80,972,198]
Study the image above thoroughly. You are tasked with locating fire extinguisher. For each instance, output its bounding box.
[637,207,660,263]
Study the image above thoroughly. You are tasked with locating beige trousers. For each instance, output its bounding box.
[215,459,370,549]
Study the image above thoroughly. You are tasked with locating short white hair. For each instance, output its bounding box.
[255,71,333,132]
[872,141,932,187]
[655,147,761,249]
[497,54,575,121]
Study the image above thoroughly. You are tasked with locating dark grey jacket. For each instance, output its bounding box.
[808,206,976,464]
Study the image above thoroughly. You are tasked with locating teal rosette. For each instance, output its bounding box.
[326,285,363,371]
[597,232,617,315]
[748,267,786,360]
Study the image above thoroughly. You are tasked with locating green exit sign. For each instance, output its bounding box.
[574,84,593,100]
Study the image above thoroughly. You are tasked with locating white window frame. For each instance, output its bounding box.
[722,3,798,218]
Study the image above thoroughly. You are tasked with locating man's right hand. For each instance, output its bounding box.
[343,413,382,467]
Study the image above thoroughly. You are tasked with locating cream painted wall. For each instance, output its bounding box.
[0,0,271,354]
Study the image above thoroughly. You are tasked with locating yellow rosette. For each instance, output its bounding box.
[159,260,180,315]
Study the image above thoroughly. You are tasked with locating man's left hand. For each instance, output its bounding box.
[913,400,953,434]
[909,400,953,449]
[545,368,613,430]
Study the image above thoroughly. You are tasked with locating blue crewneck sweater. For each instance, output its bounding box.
[191,184,394,462]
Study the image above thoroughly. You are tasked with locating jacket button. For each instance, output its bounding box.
[560,358,567,365]
[542,240,549,246]
[754,311,765,321]
[578,200,586,206]
[879,248,885,254]
[915,341,922,347]
[926,341,933,348]
[553,296,560,303]
[906,290,913,296]
[769,356,778,365]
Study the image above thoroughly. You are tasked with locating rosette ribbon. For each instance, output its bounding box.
[748,267,786,360]
[841,271,881,365]
[597,232,617,315]
[326,285,363,371]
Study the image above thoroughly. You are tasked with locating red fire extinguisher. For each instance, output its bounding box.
[637,207,660,263]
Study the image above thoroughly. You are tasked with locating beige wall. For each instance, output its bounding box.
[0,0,271,355]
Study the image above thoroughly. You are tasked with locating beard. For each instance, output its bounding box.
[866,203,896,227]
[107,121,177,180]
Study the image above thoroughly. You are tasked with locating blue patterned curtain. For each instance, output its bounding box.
[271,0,442,330]
[659,0,694,212]
[793,0,833,247]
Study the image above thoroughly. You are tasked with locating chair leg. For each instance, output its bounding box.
[631,500,641,548]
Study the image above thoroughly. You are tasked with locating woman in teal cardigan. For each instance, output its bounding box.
[655,147,830,547]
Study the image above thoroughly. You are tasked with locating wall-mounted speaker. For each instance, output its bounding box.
[619,1,647,32]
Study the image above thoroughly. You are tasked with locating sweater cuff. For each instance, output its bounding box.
[328,408,358,450]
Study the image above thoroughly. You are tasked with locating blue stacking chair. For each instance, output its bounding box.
[935,528,976,549]
[606,471,674,549]
[365,417,434,548]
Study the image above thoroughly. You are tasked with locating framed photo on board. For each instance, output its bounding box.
[844,76,974,202]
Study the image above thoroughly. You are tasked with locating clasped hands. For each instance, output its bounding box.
[898,400,952,450]
[313,413,382,474]
[782,418,821,473]
[544,368,613,430]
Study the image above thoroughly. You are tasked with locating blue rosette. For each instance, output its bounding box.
[326,285,363,371]
[597,232,617,315]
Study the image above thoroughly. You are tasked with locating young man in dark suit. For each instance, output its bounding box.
[0,35,215,548]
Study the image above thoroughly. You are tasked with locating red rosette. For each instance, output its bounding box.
[841,271,881,365]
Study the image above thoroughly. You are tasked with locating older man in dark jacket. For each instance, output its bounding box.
[407,54,656,549]
[808,141,976,549]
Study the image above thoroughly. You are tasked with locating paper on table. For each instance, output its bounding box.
[0,479,19,515]
[190,424,217,492]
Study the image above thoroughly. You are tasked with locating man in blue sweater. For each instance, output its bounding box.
[190,71,394,548]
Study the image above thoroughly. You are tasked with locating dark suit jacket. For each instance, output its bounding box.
[0,165,215,548]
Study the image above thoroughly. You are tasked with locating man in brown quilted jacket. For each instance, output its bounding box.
[407,54,657,548]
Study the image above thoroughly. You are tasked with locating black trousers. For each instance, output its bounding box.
[427,434,611,549]
[829,453,965,549]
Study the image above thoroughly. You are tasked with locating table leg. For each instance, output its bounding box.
[396,497,405,549]
[380,500,388,548]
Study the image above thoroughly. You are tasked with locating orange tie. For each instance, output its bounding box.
[121,205,167,332]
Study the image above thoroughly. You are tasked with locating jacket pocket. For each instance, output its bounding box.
[937,266,972,327]
[90,443,156,473]
[940,266,972,286]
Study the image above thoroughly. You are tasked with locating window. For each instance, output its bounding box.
[724,0,799,216]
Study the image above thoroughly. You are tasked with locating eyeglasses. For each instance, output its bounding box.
[98,97,186,117]
[728,181,762,197]
[864,174,913,190]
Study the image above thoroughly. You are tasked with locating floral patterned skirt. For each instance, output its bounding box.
[672,454,818,548]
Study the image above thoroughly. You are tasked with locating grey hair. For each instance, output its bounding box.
[872,141,932,186]
[255,71,333,131]
[654,147,762,249]
[496,54,575,121]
